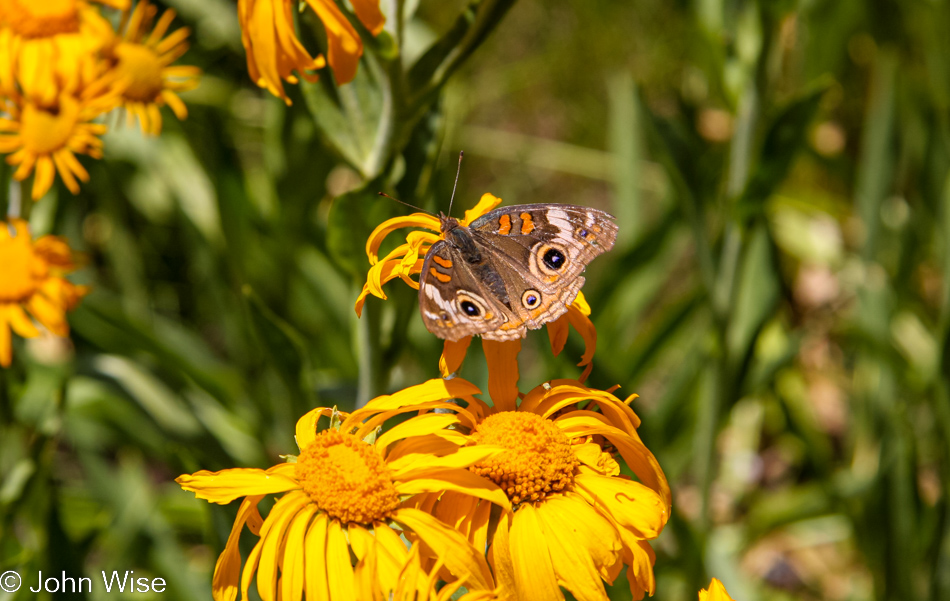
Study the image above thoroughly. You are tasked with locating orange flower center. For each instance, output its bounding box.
[295,430,400,524]
[113,42,164,102]
[1,0,80,38]
[469,412,578,504]
[0,227,45,302]
[20,98,81,155]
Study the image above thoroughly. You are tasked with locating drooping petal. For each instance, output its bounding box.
[365,214,441,264]
[574,473,667,540]
[440,336,472,377]
[483,339,521,412]
[211,495,264,601]
[488,512,517,598]
[295,407,338,450]
[351,0,386,35]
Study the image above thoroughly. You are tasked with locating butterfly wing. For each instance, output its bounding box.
[418,240,524,341]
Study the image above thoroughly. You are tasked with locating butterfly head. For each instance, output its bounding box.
[439,212,460,234]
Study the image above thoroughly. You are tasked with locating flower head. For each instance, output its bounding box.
[401,379,672,601]
[0,0,124,104]
[177,379,510,601]
[103,0,200,135]
[0,219,88,367]
[0,76,119,199]
[699,578,736,601]
[237,0,385,104]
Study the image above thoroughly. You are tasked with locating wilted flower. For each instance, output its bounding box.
[237,0,385,104]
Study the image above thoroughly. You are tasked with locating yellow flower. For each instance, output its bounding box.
[699,578,736,601]
[0,76,120,200]
[401,379,672,601]
[0,218,88,367]
[0,0,125,104]
[237,0,385,104]
[177,379,511,601]
[102,0,200,135]
[359,193,599,393]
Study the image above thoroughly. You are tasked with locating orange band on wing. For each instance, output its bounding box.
[429,267,452,283]
[498,214,512,235]
[432,255,453,268]
[520,213,535,234]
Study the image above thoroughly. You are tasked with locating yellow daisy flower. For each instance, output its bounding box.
[0,76,120,200]
[699,578,736,601]
[358,193,600,400]
[102,0,200,135]
[177,378,512,601]
[0,0,125,104]
[401,378,672,601]
[0,218,88,367]
[237,0,385,104]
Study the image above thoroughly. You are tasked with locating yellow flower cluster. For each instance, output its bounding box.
[0,0,200,200]
[178,197,685,600]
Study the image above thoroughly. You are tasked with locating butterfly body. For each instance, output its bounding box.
[419,204,618,341]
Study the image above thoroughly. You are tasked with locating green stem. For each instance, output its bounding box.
[356,299,385,408]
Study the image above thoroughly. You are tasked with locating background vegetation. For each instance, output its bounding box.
[3,0,950,600]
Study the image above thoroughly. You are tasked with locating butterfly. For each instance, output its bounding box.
[418,204,618,341]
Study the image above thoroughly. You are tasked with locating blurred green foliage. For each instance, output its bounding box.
[2,0,950,600]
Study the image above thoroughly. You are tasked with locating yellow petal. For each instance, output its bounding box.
[354,377,481,416]
[304,513,331,601]
[534,500,610,601]
[390,445,504,478]
[295,407,337,450]
[567,301,596,375]
[488,512,517,598]
[212,495,264,601]
[542,494,622,581]
[374,413,460,451]
[0,320,11,367]
[365,214,441,263]
[351,0,386,35]
[546,313,570,357]
[627,540,657,600]
[280,504,317,601]
[5,305,38,338]
[176,466,300,504]
[391,507,495,592]
[326,518,357,599]
[256,492,311,601]
[509,503,563,601]
[460,193,503,226]
[484,339,521,412]
[574,473,667,539]
[393,469,511,512]
[440,336,472,376]
[699,578,736,601]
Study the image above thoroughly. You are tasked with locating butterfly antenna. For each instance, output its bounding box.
[447,151,463,218]
[377,192,432,215]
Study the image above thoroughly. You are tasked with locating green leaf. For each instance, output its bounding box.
[243,286,316,407]
[737,79,832,219]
